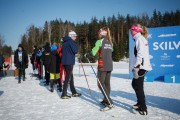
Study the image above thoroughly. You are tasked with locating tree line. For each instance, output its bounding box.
[20,9,180,62]
[0,34,12,57]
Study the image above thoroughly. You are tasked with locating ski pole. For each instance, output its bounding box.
[85,56,113,106]
[79,56,92,96]
[85,59,101,101]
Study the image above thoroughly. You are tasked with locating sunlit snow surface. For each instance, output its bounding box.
[0,59,179,120]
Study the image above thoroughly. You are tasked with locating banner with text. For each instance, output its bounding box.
[129,26,180,82]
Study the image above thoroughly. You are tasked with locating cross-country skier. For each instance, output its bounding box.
[86,27,114,108]
[61,31,81,99]
[130,24,152,115]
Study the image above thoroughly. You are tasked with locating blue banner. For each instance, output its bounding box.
[129,26,180,82]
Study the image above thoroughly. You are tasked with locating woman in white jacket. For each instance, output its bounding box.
[130,24,152,115]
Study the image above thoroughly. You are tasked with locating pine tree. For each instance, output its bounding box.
[0,34,5,51]
[89,16,99,47]
[21,34,29,53]
[50,19,60,44]
[151,9,159,27]
[43,21,50,43]
[76,21,89,62]
[27,25,37,53]
[174,10,180,25]
[2,45,12,57]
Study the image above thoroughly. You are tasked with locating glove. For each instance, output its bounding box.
[84,52,94,63]
[4,64,9,68]
[132,64,140,79]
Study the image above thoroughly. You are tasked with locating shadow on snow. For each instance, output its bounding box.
[0,91,4,96]
[77,87,180,115]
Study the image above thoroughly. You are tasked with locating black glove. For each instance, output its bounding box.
[134,64,140,68]
[132,64,140,79]
[84,52,94,63]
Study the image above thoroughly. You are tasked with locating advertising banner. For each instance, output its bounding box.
[129,26,180,82]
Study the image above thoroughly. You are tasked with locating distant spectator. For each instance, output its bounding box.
[42,42,51,86]
[14,44,28,83]
[36,47,43,79]
[30,46,38,74]
[48,44,60,92]
[0,52,4,77]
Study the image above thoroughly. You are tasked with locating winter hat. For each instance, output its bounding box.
[44,42,51,52]
[131,25,142,33]
[99,28,107,36]
[18,44,23,48]
[51,45,57,51]
[45,42,50,47]
[68,31,77,37]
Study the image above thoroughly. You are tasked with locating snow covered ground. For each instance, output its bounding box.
[0,60,180,120]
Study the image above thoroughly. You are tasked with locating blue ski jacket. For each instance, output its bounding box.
[62,36,78,65]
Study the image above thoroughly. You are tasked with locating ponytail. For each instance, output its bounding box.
[141,26,148,39]
[136,24,148,39]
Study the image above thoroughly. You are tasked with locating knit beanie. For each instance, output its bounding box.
[51,45,57,51]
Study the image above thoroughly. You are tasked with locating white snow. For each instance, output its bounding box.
[0,60,180,120]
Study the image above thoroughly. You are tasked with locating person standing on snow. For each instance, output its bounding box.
[36,47,43,79]
[42,42,51,86]
[0,52,4,77]
[61,31,81,99]
[86,27,114,108]
[48,44,61,92]
[14,44,28,83]
[30,45,38,75]
[130,24,152,115]
[57,42,65,92]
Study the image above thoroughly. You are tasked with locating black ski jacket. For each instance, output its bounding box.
[48,50,60,73]
[0,55,4,68]
[14,49,28,69]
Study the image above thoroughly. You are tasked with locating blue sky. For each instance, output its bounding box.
[0,0,180,50]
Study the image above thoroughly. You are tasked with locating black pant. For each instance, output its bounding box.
[98,71,113,105]
[32,63,35,71]
[18,63,25,82]
[44,65,50,84]
[50,79,58,90]
[132,69,147,110]
[0,67,3,77]
[62,65,77,96]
